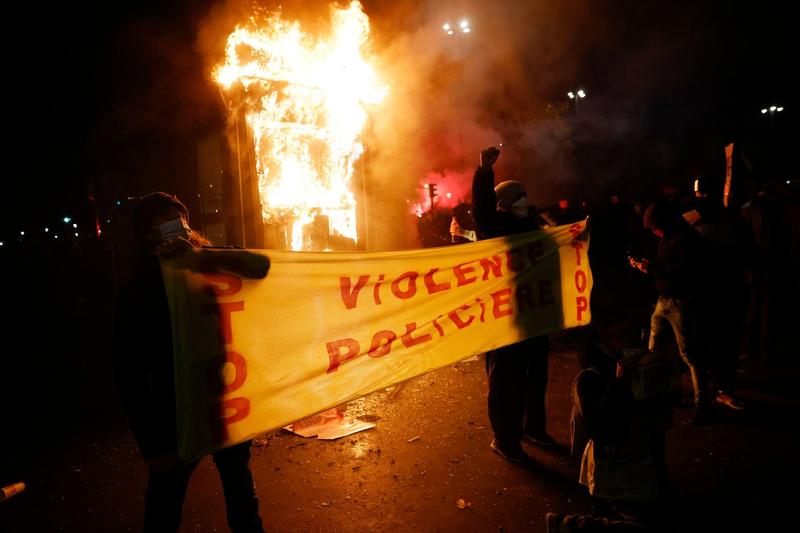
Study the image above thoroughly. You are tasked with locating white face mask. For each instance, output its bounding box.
[156,217,191,242]
[510,196,529,218]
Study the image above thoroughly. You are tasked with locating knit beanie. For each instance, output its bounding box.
[494,180,527,210]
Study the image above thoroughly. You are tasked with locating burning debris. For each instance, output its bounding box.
[214,1,387,250]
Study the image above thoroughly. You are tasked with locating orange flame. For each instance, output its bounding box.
[214,1,386,250]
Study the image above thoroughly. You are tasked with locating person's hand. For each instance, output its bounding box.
[146,452,181,474]
[450,216,463,237]
[479,146,500,169]
[628,256,649,273]
[155,236,193,258]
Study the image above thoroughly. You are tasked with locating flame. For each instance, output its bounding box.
[215,1,386,250]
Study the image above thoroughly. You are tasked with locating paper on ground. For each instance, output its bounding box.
[283,407,376,439]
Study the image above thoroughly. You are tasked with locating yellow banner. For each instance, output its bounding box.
[162,220,592,461]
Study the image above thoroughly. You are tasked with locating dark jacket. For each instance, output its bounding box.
[471,166,540,238]
[653,223,705,298]
[112,255,177,459]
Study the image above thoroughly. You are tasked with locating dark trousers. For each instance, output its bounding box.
[143,441,263,533]
[485,335,549,447]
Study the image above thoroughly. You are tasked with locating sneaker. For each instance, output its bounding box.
[523,432,557,448]
[715,391,745,410]
[490,439,529,463]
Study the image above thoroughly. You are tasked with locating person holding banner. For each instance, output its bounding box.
[472,146,556,463]
[113,192,264,533]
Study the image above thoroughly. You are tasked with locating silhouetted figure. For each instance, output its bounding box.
[630,199,711,425]
[472,146,554,463]
[740,182,793,361]
[687,175,754,410]
[113,192,264,533]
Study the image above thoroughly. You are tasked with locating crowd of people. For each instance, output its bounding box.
[453,146,796,532]
[112,146,796,532]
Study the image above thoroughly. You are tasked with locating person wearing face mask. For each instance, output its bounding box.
[113,192,264,533]
[471,146,556,463]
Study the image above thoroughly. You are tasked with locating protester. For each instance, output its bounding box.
[471,146,555,462]
[688,175,754,410]
[629,198,712,425]
[546,318,674,532]
[112,192,264,533]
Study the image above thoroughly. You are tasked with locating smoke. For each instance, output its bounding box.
[196,0,721,248]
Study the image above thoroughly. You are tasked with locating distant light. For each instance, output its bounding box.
[115,200,122,206]
[568,91,575,99]
[447,29,454,35]
[54,235,58,239]
[44,227,49,232]
[770,106,777,111]
[63,216,71,223]
[74,232,79,237]
[577,89,586,98]
[460,20,469,29]
[424,184,429,189]
[106,219,111,223]
[777,107,784,112]
[72,223,78,228]
[788,180,792,185]
[442,23,451,31]
[462,27,470,33]
[446,192,452,199]
[0,241,4,246]
[20,230,24,236]
[761,108,768,114]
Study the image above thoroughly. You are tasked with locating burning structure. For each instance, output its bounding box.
[214,1,386,251]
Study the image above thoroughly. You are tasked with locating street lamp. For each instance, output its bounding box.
[567,88,587,114]
[442,19,470,35]
[760,105,784,114]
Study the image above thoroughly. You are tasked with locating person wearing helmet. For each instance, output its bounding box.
[471,146,555,463]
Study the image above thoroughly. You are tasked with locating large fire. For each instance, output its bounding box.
[214,1,386,250]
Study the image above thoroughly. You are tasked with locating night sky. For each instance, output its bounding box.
[3,0,795,234]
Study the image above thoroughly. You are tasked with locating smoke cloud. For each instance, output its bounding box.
[196,0,725,248]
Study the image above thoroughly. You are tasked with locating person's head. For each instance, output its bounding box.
[131,192,209,252]
[494,180,528,218]
[642,199,682,238]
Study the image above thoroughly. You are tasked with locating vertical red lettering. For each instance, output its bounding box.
[207,351,248,393]
[202,272,243,297]
[576,296,589,321]
[572,242,584,266]
[340,275,370,310]
[203,301,245,344]
[214,397,251,441]
[575,270,588,293]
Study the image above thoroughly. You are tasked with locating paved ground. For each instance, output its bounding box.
[1,333,798,532]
